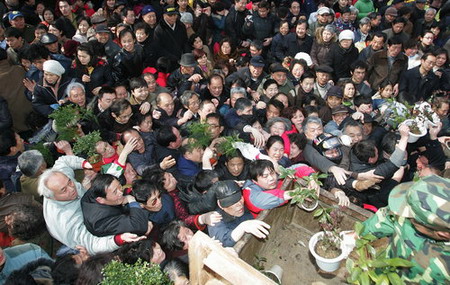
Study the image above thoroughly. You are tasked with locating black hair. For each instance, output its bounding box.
[156,126,177,147]
[300,70,316,81]
[387,36,403,46]
[110,98,131,116]
[163,259,190,283]
[392,17,407,25]
[0,129,16,156]
[206,112,225,127]
[354,95,372,107]
[350,60,368,72]
[267,97,284,112]
[35,23,49,32]
[98,86,116,99]
[5,27,23,38]
[8,203,46,241]
[89,174,117,198]
[129,77,148,91]
[263,78,278,90]
[118,28,135,41]
[352,140,377,163]
[160,220,186,251]
[249,159,275,180]
[380,131,400,155]
[288,133,307,150]
[116,239,156,264]
[304,105,319,115]
[75,253,114,285]
[52,255,80,285]
[134,22,151,35]
[404,38,418,49]
[266,135,284,150]
[76,42,97,67]
[235,97,253,112]
[131,179,162,203]
[372,31,387,42]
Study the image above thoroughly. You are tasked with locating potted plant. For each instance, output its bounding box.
[346,222,413,284]
[414,102,440,128]
[73,131,102,168]
[308,206,347,272]
[101,259,171,285]
[49,105,97,141]
[401,118,427,143]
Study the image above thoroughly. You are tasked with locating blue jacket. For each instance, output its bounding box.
[207,207,253,247]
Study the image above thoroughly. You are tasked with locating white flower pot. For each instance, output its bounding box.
[309,231,346,272]
[298,199,319,212]
[263,265,283,284]
[401,119,427,143]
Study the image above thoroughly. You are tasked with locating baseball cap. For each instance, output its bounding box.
[389,175,450,231]
[317,7,330,15]
[95,25,109,33]
[331,105,349,115]
[326,86,343,98]
[250,56,265,67]
[9,11,24,21]
[141,5,156,15]
[214,180,242,208]
[163,5,179,15]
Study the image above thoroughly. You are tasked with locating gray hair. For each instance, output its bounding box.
[359,17,370,26]
[230,87,247,97]
[349,6,359,14]
[65,82,85,97]
[302,116,323,132]
[425,7,437,15]
[38,169,65,198]
[180,90,200,107]
[266,117,292,131]
[18,150,45,177]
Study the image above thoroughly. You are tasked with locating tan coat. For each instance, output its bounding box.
[0,60,33,132]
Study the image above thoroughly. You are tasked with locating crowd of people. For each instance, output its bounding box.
[0,0,449,283]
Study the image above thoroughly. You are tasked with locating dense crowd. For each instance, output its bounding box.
[0,0,449,283]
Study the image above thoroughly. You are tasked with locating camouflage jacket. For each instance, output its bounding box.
[362,207,450,284]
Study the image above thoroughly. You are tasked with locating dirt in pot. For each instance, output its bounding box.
[408,123,421,135]
[315,239,342,259]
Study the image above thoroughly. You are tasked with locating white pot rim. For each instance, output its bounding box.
[309,231,346,263]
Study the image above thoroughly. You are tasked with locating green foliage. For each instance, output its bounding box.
[187,122,213,149]
[313,206,344,252]
[101,259,172,285]
[253,255,267,271]
[278,166,296,180]
[72,131,102,162]
[215,135,243,157]
[288,172,327,206]
[346,222,413,285]
[49,105,97,141]
[30,142,54,167]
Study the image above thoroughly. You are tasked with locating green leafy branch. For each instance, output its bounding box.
[346,222,413,285]
[216,134,243,157]
[72,131,102,163]
[49,105,97,141]
[101,259,171,285]
[187,122,213,149]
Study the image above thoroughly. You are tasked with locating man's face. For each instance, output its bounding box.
[351,68,366,84]
[305,122,323,140]
[344,126,363,145]
[235,0,247,12]
[357,103,373,114]
[226,157,245,177]
[220,197,245,217]
[163,13,178,26]
[266,104,280,120]
[387,43,402,58]
[95,32,110,44]
[424,11,435,22]
[332,112,348,125]
[132,87,149,102]
[206,117,223,139]
[95,141,116,158]
[124,10,135,25]
[98,92,116,110]
[115,86,128,99]
[371,16,381,26]
[163,172,178,191]
[47,172,78,201]
[326,95,342,109]
[363,122,373,136]
[143,12,157,26]
[316,71,329,86]
[237,106,253,116]
[69,87,86,107]
[249,65,263,78]
[340,39,352,49]
[123,131,145,153]
[258,7,269,18]
[177,226,194,250]
[199,102,216,120]
[99,179,124,206]
[435,103,449,118]
[421,55,436,73]
[249,45,262,57]
[46,42,59,53]
[392,23,405,34]
[208,78,223,98]
[157,93,175,116]
[6,36,22,50]
[295,23,307,38]
[59,1,71,16]
[272,71,286,85]
[186,147,204,163]
[255,167,278,190]
[371,36,385,51]
[10,16,25,29]
[143,191,162,212]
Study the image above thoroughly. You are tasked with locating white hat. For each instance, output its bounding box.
[338,30,355,42]
[294,52,313,67]
[43,60,65,77]
[180,12,193,24]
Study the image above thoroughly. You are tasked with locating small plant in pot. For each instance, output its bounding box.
[309,206,347,272]
[283,169,327,211]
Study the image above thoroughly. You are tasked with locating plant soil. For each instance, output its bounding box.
[409,123,421,135]
[315,240,342,259]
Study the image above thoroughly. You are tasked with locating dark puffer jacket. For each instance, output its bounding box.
[324,42,359,82]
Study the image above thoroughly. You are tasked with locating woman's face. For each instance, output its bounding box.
[95,141,116,158]
[322,30,333,42]
[78,20,89,34]
[113,106,133,124]
[267,141,285,161]
[380,84,393,99]
[435,53,447,68]
[289,142,302,158]
[343,83,355,99]
[291,63,304,79]
[139,116,153,132]
[264,83,278,98]
[301,77,315,93]
[44,71,59,84]
[150,243,166,264]
[280,22,289,36]
[269,122,286,136]
[340,39,352,49]
[291,110,304,130]
[339,0,348,7]
[197,54,208,66]
[225,157,245,177]
[49,25,62,38]
[36,3,45,15]
[121,32,135,53]
[106,0,115,8]
[77,50,91,66]
[221,41,231,55]
[421,32,434,46]
[44,10,54,23]
[133,87,149,102]
[135,29,148,43]
[193,37,203,50]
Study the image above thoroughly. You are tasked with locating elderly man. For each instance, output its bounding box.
[153,92,192,128]
[226,56,267,94]
[66,82,87,108]
[94,25,120,63]
[360,175,450,283]
[167,53,203,95]
[38,155,144,255]
[8,11,35,43]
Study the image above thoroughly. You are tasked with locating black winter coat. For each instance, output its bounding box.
[81,190,149,237]
[325,42,359,81]
[153,20,189,70]
[277,33,313,58]
[112,45,146,84]
[72,60,114,98]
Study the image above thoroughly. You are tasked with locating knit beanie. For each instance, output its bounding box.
[338,30,355,42]
[43,60,65,77]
